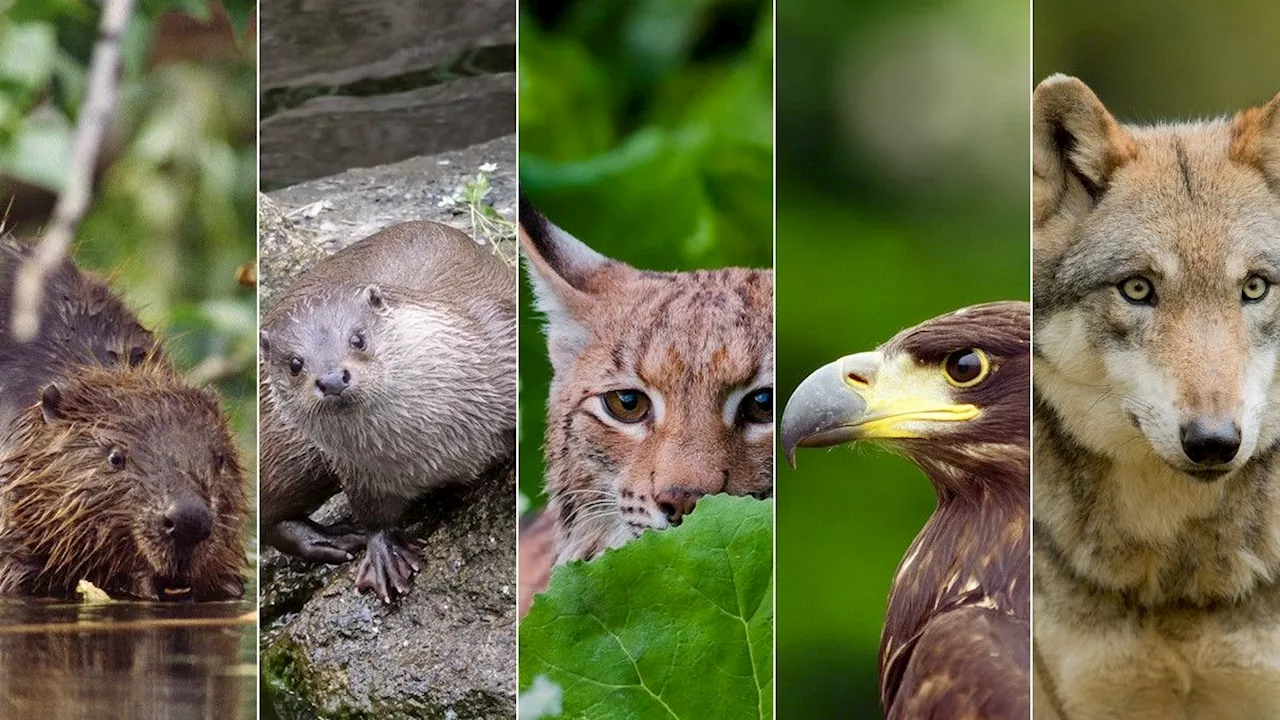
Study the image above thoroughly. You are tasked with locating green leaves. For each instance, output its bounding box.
[519,495,774,720]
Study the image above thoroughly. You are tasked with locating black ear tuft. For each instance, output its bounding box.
[40,384,65,423]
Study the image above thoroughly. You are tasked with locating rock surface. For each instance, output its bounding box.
[259,134,517,720]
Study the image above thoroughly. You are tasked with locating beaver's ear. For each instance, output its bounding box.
[259,330,270,353]
[40,384,65,423]
[364,285,389,313]
[1231,89,1280,188]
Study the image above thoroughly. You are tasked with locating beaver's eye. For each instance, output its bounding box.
[1243,275,1270,302]
[289,356,304,375]
[602,389,651,423]
[738,388,772,424]
[128,347,148,366]
[942,349,990,388]
[106,447,126,471]
[215,452,227,473]
[1118,276,1155,304]
[349,332,366,350]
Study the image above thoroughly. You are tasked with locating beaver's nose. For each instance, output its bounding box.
[655,487,705,526]
[1180,417,1241,466]
[316,368,351,396]
[163,497,213,545]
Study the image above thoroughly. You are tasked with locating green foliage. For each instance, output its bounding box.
[518,0,773,505]
[0,0,257,501]
[520,495,773,720]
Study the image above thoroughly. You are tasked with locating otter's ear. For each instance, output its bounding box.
[1033,75,1137,222]
[519,193,614,371]
[364,285,389,314]
[259,330,270,353]
[40,384,64,423]
[1231,89,1280,188]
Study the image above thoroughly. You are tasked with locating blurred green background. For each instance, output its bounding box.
[518,0,773,509]
[0,0,257,552]
[1035,0,1280,115]
[777,0,1027,716]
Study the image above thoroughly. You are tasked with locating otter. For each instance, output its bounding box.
[259,220,515,603]
[0,240,249,600]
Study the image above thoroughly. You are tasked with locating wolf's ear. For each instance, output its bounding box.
[1033,75,1137,220]
[1230,90,1280,188]
[518,193,614,370]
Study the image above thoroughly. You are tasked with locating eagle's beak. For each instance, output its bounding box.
[781,351,979,467]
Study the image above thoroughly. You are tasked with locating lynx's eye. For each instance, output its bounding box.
[738,388,773,424]
[602,389,651,423]
[942,349,989,388]
[349,332,366,350]
[1118,276,1155,304]
[1243,275,1270,302]
[106,447,127,471]
[289,356,304,375]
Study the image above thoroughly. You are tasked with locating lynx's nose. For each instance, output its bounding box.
[316,368,352,396]
[163,496,213,546]
[655,487,704,526]
[1180,417,1241,466]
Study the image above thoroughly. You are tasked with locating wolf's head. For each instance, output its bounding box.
[1033,75,1280,481]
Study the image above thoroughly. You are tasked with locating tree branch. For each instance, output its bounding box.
[10,0,136,341]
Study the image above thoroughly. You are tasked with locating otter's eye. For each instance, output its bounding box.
[1243,275,1270,302]
[289,356,304,375]
[106,447,126,471]
[349,332,366,350]
[1118,276,1155,304]
[738,388,772,424]
[602,389,651,423]
[942,349,990,388]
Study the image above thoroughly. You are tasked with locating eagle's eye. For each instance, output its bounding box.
[602,389,652,423]
[942,349,989,388]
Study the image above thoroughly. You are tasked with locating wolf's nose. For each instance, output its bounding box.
[316,369,351,396]
[162,497,213,546]
[1180,418,1241,465]
[655,487,705,526]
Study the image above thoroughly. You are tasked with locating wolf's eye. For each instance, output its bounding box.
[289,356,304,375]
[602,390,651,423]
[349,332,366,350]
[1243,275,1270,302]
[1118,276,1155,304]
[942,349,990,388]
[106,447,126,471]
[738,388,773,424]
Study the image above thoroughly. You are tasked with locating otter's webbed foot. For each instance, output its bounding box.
[354,529,421,603]
[271,519,367,564]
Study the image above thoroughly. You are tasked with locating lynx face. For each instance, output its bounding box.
[520,202,774,564]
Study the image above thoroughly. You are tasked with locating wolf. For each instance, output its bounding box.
[1032,74,1280,719]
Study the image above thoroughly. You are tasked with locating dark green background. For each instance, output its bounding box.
[517,0,774,510]
[777,0,1028,716]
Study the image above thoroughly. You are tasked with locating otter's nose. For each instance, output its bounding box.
[1180,417,1241,466]
[163,497,213,545]
[316,369,351,397]
[655,487,705,526]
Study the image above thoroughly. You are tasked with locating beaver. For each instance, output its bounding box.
[0,240,249,600]
[259,220,515,603]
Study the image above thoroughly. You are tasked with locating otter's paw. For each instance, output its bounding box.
[272,519,367,564]
[354,530,421,603]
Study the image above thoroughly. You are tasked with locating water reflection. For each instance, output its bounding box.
[0,600,255,719]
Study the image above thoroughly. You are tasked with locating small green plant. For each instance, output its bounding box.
[461,170,517,266]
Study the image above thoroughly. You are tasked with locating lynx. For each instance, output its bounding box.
[516,196,774,615]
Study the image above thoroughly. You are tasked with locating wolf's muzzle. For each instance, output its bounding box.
[1180,417,1241,468]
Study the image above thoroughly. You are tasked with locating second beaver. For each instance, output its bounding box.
[259,220,516,603]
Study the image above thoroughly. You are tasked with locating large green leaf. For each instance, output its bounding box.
[519,494,774,720]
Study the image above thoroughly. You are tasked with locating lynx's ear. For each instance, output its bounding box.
[1231,89,1280,188]
[518,193,613,370]
[1033,75,1137,225]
